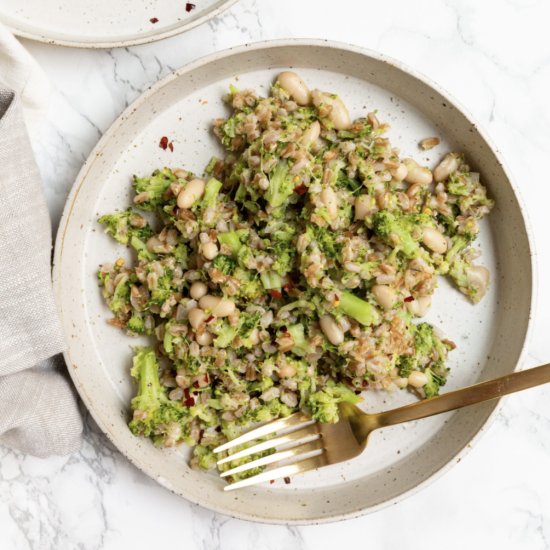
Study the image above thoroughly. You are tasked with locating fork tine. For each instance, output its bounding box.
[223,454,328,492]
[216,424,319,466]
[213,412,310,454]
[220,437,323,478]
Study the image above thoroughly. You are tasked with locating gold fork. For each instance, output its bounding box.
[214,363,550,490]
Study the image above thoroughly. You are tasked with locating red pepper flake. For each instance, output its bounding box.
[149,17,159,23]
[404,296,415,303]
[205,314,215,324]
[168,141,174,152]
[293,183,307,195]
[193,381,200,389]
[269,290,282,299]
[185,2,196,12]
[284,477,291,484]
[159,136,169,150]
[203,373,210,384]
[183,388,195,407]
[269,480,275,485]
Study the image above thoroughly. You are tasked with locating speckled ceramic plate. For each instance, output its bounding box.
[53,40,534,524]
[0,0,238,48]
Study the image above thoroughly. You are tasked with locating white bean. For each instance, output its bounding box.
[177,178,205,209]
[276,71,311,105]
[202,241,219,260]
[195,330,214,346]
[300,120,320,149]
[311,90,351,130]
[390,163,408,182]
[354,194,375,220]
[371,284,397,310]
[466,265,490,302]
[319,314,344,345]
[422,227,448,254]
[433,153,460,182]
[321,187,338,218]
[189,281,208,300]
[403,158,433,186]
[198,295,235,317]
[188,308,206,329]
[406,296,432,317]
[408,371,428,388]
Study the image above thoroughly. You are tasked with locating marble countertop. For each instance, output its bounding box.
[2,0,550,548]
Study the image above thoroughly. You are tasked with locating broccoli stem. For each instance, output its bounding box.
[202,178,222,208]
[265,161,294,208]
[260,270,282,290]
[218,231,243,255]
[339,291,380,326]
[131,348,164,408]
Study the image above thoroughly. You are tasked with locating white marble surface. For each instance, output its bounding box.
[2,0,550,548]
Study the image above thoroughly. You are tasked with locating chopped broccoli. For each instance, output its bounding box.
[212,254,237,275]
[307,382,361,423]
[265,161,294,208]
[270,240,296,275]
[201,178,222,209]
[423,367,446,398]
[127,313,146,334]
[109,273,131,314]
[128,348,188,438]
[98,209,151,245]
[132,168,176,211]
[217,230,248,255]
[372,211,423,258]
[260,270,282,290]
[308,225,342,261]
[287,324,310,356]
[339,291,380,327]
[414,322,435,357]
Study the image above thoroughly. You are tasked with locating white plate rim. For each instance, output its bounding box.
[52,38,537,524]
[1,0,239,49]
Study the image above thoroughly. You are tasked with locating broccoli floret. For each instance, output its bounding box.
[445,234,474,266]
[307,382,361,424]
[397,355,417,378]
[128,348,188,438]
[414,322,435,358]
[129,235,156,262]
[132,168,176,211]
[192,445,218,470]
[212,254,237,275]
[270,240,296,275]
[372,211,421,258]
[265,161,294,208]
[147,271,174,308]
[98,209,152,248]
[127,313,146,334]
[108,273,131,315]
[217,230,249,255]
[232,268,264,300]
[423,367,446,398]
[307,225,342,261]
[339,291,380,327]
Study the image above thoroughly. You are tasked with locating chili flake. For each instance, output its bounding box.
[159,136,169,150]
[149,17,159,23]
[185,2,196,12]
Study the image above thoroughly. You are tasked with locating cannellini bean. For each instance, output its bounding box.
[355,194,375,220]
[433,153,460,182]
[189,281,208,300]
[406,296,432,317]
[320,187,338,218]
[177,178,205,209]
[300,121,320,149]
[188,308,206,329]
[422,227,448,254]
[390,163,408,182]
[276,71,311,105]
[408,371,428,388]
[466,265,490,302]
[198,295,236,317]
[195,330,214,346]
[371,284,397,310]
[403,158,433,186]
[311,90,351,130]
[319,314,344,345]
[202,241,219,260]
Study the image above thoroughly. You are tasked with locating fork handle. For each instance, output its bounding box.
[375,363,550,428]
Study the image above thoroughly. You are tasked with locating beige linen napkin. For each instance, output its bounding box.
[0,28,82,457]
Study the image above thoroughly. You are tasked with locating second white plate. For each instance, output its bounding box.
[0,0,238,48]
